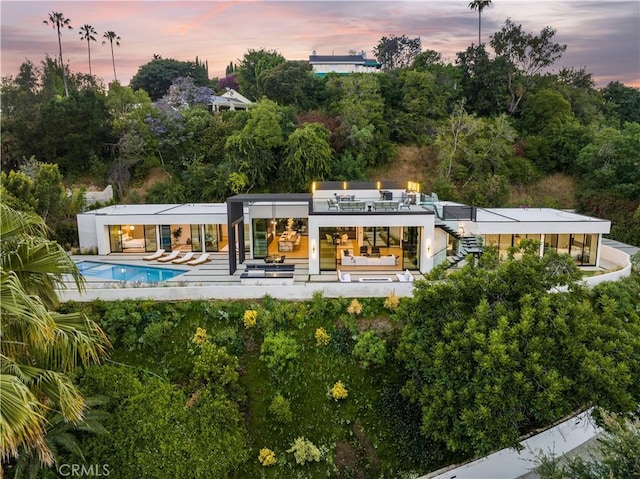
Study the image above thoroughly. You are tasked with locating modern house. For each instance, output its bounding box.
[308,51,382,77]
[77,181,612,276]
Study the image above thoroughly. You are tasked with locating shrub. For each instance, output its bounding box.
[330,381,348,401]
[353,331,387,369]
[192,327,208,345]
[243,309,258,328]
[315,327,330,347]
[347,299,363,315]
[268,393,292,424]
[287,437,321,465]
[192,343,241,399]
[140,320,174,349]
[326,327,354,355]
[258,448,277,467]
[384,292,400,311]
[260,332,300,376]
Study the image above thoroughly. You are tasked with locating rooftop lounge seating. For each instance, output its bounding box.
[399,197,412,210]
[373,200,399,211]
[327,198,339,210]
[143,249,165,261]
[339,200,366,211]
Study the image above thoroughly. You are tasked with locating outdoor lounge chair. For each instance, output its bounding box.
[172,252,195,264]
[337,269,352,282]
[186,253,211,266]
[156,250,181,263]
[396,269,414,282]
[142,249,165,261]
[399,197,412,210]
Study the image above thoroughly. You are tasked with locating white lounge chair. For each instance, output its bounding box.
[172,252,196,264]
[156,250,181,263]
[186,253,211,266]
[142,249,165,261]
[337,269,352,283]
[396,269,414,282]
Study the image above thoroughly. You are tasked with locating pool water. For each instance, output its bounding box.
[77,261,187,282]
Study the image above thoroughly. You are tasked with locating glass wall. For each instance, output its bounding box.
[252,219,269,258]
[402,226,419,269]
[144,225,157,252]
[485,233,598,266]
[190,224,202,252]
[319,227,337,271]
[109,226,123,253]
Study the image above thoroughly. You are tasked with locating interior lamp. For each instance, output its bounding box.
[129,225,135,231]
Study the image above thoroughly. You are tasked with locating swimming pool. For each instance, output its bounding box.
[77,261,187,282]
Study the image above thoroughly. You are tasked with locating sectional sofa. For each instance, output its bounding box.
[340,249,397,266]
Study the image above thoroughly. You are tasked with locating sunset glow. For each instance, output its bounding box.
[1,0,639,88]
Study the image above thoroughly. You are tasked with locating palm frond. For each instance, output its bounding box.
[1,270,56,354]
[0,203,48,241]
[0,374,52,466]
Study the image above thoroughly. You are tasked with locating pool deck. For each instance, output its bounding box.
[61,253,421,302]
[60,240,634,303]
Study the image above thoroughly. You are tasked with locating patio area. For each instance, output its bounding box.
[59,253,421,302]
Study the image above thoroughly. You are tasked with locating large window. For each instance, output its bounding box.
[190,224,202,252]
[402,226,419,269]
[252,219,269,258]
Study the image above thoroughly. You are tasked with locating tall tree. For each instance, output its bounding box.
[0,203,109,471]
[373,35,422,71]
[130,58,208,100]
[490,19,567,114]
[468,0,492,45]
[43,11,72,97]
[236,48,286,100]
[78,24,97,76]
[102,31,121,82]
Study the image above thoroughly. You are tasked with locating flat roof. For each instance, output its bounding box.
[87,203,229,216]
[227,193,311,203]
[476,208,610,223]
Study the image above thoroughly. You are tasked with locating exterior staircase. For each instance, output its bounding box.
[436,223,483,268]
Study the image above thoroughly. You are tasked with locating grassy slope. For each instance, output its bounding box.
[103,298,433,479]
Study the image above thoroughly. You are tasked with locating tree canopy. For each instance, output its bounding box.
[397,244,640,456]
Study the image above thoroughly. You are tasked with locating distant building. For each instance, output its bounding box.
[308,51,382,77]
[208,88,254,113]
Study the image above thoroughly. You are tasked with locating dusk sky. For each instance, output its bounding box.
[1,0,639,89]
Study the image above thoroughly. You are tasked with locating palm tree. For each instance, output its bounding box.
[11,397,109,478]
[78,24,97,77]
[102,31,121,82]
[0,203,109,471]
[43,11,72,97]
[468,0,492,45]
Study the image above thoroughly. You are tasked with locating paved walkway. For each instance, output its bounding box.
[423,410,602,479]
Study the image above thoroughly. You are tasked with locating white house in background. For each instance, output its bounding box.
[308,51,382,77]
[77,181,613,276]
[208,88,253,112]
